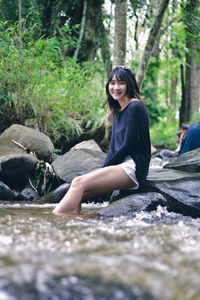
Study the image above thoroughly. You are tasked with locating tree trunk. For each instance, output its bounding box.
[179,0,200,125]
[113,0,127,66]
[81,0,104,62]
[179,64,186,127]
[184,47,200,122]
[73,0,87,60]
[170,75,178,107]
[39,0,56,37]
[102,0,127,149]
[136,0,169,89]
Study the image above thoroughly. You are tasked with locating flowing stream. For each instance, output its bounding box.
[0,200,200,300]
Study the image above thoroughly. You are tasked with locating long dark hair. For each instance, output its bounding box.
[105,66,141,115]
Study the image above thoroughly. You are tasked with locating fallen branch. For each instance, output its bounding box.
[12,139,26,151]
[28,176,38,193]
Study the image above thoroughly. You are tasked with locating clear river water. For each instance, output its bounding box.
[0,200,200,300]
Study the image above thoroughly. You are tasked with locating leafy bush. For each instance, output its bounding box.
[0,22,106,143]
[31,58,106,141]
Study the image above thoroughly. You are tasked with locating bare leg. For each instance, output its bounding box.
[52,166,137,215]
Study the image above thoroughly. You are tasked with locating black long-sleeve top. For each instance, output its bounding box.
[102,100,151,185]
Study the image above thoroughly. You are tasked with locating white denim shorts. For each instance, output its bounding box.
[119,155,139,190]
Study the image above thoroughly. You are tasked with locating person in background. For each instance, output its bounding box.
[53,66,151,215]
[179,124,190,149]
[160,126,189,159]
[179,124,200,155]
[170,130,181,157]
[173,125,189,157]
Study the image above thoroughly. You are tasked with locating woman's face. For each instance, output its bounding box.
[108,75,127,101]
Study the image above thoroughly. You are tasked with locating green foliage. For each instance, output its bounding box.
[182,0,200,45]
[0,22,106,142]
[162,14,186,60]
[163,1,200,63]
[131,59,167,125]
[150,119,179,149]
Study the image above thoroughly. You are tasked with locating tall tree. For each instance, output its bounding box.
[179,0,200,125]
[136,0,170,89]
[73,0,87,60]
[113,0,127,66]
[169,1,179,120]
[81,0,105,61]
[102,0,128,148]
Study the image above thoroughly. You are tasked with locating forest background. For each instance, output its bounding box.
[0,0,199,153]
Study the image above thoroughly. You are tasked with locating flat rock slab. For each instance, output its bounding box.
[163,148,200,173]
[147,167,200,182]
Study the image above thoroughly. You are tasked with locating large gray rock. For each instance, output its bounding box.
[0,124,54,162]
[163,148,200,173]
[98,192,167,217]
[0,136,25,156]
[52,148,106,183]
[70,140,102,152]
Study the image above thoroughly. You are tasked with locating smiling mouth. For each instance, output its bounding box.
[112,92,121,96]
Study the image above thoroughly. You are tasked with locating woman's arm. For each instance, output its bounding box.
[102,120,115,167]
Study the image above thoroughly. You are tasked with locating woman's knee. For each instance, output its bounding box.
[71,175,82,186]
[71,175,85,190]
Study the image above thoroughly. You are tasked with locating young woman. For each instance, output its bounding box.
[53,66,151,215]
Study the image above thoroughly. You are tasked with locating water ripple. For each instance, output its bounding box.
[0,203,199,300]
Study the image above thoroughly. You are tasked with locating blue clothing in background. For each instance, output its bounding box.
[102,100,151,185]
[179,124,200,155]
